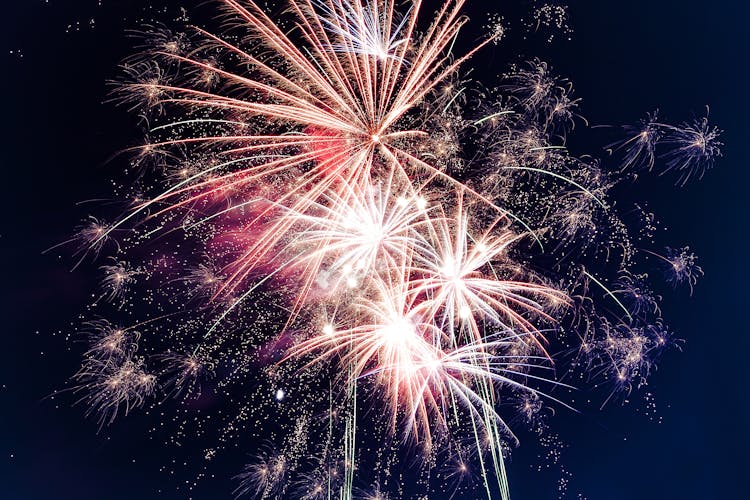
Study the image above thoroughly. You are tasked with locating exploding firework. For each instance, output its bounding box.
[55,0,720,498]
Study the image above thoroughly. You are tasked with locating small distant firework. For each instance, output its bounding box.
[99,258,140,306]
[158,350,216,398]
[56,0,720,498]
[661,115,723,185]
[611,108,723,185]
[527,3,573,43]
[73,320,154,427]
[235,448,289,498]
[485,13,506,45]
[647,246,704,294]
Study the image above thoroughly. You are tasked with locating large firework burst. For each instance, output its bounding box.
[56,0,720,498]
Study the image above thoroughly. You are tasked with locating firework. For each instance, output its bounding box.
[56,0,720,498]
[611,108,722,185]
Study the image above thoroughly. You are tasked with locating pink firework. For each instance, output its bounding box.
[59,0,720,498]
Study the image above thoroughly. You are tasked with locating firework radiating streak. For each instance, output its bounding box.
[98,0,503,235]
[286,270,569,447]
[314,0,411,60]
[408,197,568,350]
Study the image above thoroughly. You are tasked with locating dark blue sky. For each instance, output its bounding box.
[1,1,748,499]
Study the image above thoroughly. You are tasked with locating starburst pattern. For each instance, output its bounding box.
[55,1,720,498]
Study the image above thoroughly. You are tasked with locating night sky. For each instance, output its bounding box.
[2,1,748,499]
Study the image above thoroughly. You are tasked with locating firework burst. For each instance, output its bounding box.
[56,0,720,498]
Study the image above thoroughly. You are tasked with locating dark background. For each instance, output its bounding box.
[1,1,747,498]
